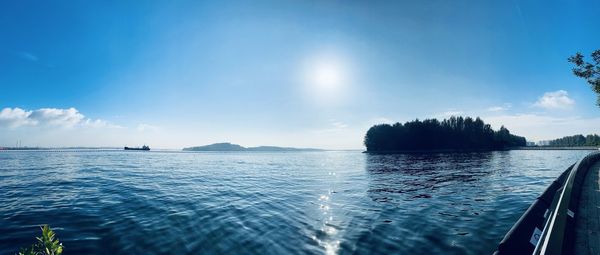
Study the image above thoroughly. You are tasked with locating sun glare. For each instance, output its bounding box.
[297,49,356,105]
[312,61,344,90]
[303,55,349,97]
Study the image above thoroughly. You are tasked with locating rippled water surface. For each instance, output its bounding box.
[0,150,593,254]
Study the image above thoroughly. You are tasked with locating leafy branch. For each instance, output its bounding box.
[568,50,600,106]
[17,225,63,255]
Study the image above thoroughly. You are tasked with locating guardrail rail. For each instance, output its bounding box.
[495,151,600,255]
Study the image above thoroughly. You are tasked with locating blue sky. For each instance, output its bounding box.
[1,0,599,149]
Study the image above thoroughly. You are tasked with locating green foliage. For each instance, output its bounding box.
[548,134,600,147]
[364,116,527,152]
[17,225,63,255]
[568,50,600,106]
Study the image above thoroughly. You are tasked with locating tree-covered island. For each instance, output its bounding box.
[364,116,526,152]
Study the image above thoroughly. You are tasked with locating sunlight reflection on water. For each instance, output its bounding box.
[317,188,339,255]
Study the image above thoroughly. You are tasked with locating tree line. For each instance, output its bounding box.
[548,134,600,147]
[364,116,527,152]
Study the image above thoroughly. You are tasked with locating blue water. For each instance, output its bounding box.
[0,150,592,254]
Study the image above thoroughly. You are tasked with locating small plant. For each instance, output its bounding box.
[17,225,63,255]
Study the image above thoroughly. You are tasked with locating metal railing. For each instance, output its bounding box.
[533,151,600,254]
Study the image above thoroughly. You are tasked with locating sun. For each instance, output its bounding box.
[298,51,354,104]
[311,61,344,90]
[304,56,347,94]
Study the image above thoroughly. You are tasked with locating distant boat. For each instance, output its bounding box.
[124,145,150,151]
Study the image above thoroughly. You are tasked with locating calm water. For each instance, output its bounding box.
[0,150,593,254]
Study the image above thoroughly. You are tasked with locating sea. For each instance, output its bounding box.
[0,149,593,254]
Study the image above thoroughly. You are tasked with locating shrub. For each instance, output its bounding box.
[17,225,63,255]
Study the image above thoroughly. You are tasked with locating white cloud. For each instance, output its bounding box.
[487,106,504,112]
[369,117,392,125]
[432,110,464,118]
[487,103,512,112]
[136,123,159,132]
[311,119,350,134]
[330,119,348,129]
[83,119,123,129]
[17,51,39,62]
[28,108,85,127]
[533,90,575,109]
[484,113,600,141]
[0,107,115,129]
[0,107,34,128]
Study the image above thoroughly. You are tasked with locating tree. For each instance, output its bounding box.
[548,134,600,147]
[568,50,600,106]
[363,116,526,152]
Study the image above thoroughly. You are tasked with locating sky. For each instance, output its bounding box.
[1,0,599,150]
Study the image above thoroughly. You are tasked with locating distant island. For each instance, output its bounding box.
[182,143,322,152]
[364,116,527,152]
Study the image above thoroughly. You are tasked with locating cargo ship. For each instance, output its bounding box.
[124,145,150,151]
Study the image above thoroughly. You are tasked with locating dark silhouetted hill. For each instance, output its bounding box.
[182,143,322,152]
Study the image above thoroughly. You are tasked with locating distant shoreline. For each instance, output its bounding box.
[0,147,120,151]
[511,146,599,150]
